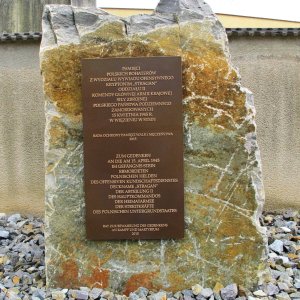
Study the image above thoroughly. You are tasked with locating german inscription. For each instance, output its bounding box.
[82,57,184,240]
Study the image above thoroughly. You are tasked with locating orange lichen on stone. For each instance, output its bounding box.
[57,259,80,288]
[214,209,259,240]
[56,258,110,289]
[123,272,159,295]
[81,268,110,288]
[127,251,141,264]
[49,116,68,149]
[167,272,187,292]
[144,26,181,56]
[185,192,263,260]
[41,41,163,117]
[81,21,126,44]
[42,46,84,116]
[182,51,248,131]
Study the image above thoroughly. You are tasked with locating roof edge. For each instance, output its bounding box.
[0,28,300,43]
[226,27,300,37]
[0,32,42,43]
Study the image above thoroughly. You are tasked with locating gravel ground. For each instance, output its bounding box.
[0,211,299,300]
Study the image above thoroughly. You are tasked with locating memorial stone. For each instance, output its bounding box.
[41,0,267,293]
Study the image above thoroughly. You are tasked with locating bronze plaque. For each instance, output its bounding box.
[82,56,184,240]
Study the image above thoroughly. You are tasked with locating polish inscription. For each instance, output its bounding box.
[82,57,184,240]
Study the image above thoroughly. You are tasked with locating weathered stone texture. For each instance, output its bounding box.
[41,0,267,293]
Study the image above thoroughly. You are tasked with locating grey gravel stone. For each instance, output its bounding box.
[135,287,149,298]
[6,293,22,300]
[294,270,300,280]
[275,256,290,265]
[285,221,297,229]
[279,273,293,285]
[283,262,296,269]
[265,283,280,296]
[182,290,194,297]
[174,292,182,299]
[183,296,194,300]
[276,293,291,300]
[220,284,238,300]
[192,285,202,296]
[0,230,9,238]
[290,293,300,299]
[149,292,167,300]
[283,211,298,219]
[271,270,283,279]
[286,269,294,277]
[269,252,278,259]
[280,227,292,233]
[294,279,300,289]
[278,282,290,292]
[73,290,89,300]
[32,288,46,299]
[51,290,66,300]
[129,293,139,300]
[89,288,103,299]
[4,279,14,288]
[253,290,267,297]
[7,214,21,224]
[270,240,284,254]
[101,291,114,299]
[201,289,214,298]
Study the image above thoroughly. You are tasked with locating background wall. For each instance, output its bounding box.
[229,36,300,210]
[0,42,45,215]
[0,0,70,33]
[0,36,299,215]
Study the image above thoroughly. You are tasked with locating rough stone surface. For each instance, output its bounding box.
[40,0,267,293]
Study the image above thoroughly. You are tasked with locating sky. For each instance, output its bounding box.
[96,0,300,22]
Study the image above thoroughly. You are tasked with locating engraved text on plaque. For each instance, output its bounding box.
[82,56,184,240]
